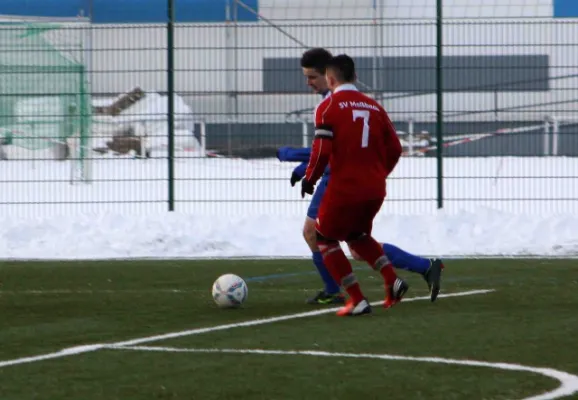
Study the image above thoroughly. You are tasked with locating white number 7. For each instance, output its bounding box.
[353,109,370,148]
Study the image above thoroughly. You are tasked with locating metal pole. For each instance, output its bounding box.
[225,1,233,157]
[200,121,207,155]
[302,120,309,148]
[408,118,414,156]
[372,0,378,99]
[543,118,550,156]
[552,117,559,156]
[378,0,384,103]
[494,90,498,122]
[232,0,239,156]
[167,0,175,211]
[84,3,94,183]
[436,0,444,209]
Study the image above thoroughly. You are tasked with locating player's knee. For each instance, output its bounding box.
[346,233,367,261]
[346,232,365,243]
[348,245,364,261]
[303,219,318,249]
[316,230,338,246]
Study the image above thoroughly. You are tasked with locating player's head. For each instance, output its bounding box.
[325,54,357,91]
[300,47,333,94]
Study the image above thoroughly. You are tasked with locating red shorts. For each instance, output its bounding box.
[315,196,384,241]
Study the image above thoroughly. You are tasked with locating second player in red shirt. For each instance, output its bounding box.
[302,54,408,316]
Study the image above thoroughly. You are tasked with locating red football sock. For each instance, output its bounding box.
[319,242,365,304]
[378,264,397,287]
[348,234,397,286]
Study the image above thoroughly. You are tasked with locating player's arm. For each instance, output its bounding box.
[276,146,312,163]
[304,127,332,185]
[303,102,333,191]
[276,146,312,186]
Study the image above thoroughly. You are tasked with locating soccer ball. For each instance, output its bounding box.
[211,274,248,308]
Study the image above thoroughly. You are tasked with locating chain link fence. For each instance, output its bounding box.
[1,0,577,217]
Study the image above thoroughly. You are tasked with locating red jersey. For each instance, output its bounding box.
[305,84,402,201]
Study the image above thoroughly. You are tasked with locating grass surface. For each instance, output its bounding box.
[0,259,577,399]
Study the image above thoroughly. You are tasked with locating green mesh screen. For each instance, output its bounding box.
[0,23,91,153]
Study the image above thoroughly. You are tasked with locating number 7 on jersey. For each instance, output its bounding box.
[352,109,370,148]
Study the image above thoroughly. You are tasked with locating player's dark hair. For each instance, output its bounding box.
[300,48,333,74]
[326,54,356,83]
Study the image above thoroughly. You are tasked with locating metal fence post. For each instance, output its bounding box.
[167,0,175,211]
[436,0,444,209]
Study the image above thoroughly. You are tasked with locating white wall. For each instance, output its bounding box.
[63,1,578,121]
[259,0,552,20]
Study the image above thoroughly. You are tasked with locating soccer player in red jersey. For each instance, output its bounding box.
[280,49,443,306]
[301,54,408,316]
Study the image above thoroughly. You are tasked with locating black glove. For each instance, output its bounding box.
[290,172,302,187]
[301,178,315,198]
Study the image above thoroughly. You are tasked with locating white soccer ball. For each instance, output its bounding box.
[211,274,248,308]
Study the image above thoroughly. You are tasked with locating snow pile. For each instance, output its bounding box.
[92,91,202,155]
[2,154,578,259]
[1,208,578,259]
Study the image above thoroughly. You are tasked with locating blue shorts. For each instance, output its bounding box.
[306,174,330,219]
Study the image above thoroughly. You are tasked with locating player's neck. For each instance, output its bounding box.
[332,83,358,93]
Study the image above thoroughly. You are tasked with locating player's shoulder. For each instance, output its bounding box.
[356,92,388,115]
[356,91,383,107]
[319,91,333,107]
[333,87,372,103]
[314,93,335,116]
[334,90,385,113]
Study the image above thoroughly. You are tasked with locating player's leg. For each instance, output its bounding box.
[350,242,430,274]
[346,199,409,308]
[303,217,343,304]
[382,243,443,301]
[350,242,444,302]
[423,257,444,302]
[347,235,409,308]
[304,175,343,305]
[315,211,371,317]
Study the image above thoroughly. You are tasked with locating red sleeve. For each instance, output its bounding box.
[305,99,333,184]
[383,115,402,174]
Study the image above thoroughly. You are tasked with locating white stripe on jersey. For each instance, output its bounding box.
[314,129,333,138]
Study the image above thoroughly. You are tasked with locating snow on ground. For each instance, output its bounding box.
[4,92,576,258]
[1,155,578,259]
[1,207,578,259]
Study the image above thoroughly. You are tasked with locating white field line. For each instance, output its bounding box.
[7,256,578,261]
[0,288,394,295]
[0,289,493,370]
[0,287,436,295]
[0,289,190,295]
[112,289,494,347]
[110,346,578,400]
